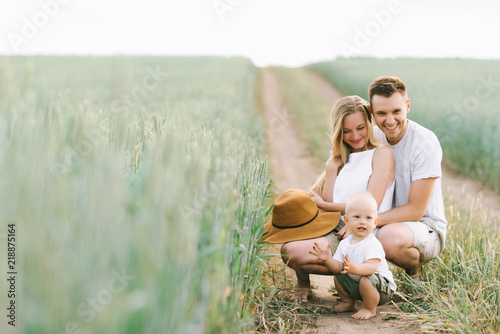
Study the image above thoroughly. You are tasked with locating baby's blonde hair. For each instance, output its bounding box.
[345,192,378,216]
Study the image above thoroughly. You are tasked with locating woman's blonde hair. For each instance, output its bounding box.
[310,95,379,195]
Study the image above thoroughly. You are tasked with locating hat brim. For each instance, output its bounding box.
[261,209,340,244]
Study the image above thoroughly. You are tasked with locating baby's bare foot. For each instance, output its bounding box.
[333,301,356,313]
[351,307,376,320]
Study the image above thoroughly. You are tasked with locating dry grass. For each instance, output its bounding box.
[253,255,322,333]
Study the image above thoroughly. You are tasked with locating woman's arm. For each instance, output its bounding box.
[311,156,346,213]
[321,156,342,202]
[310,191,346,213]
[368,145,395,210]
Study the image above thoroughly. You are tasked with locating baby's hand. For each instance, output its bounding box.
[341,254,355,274]
[309,242,332,262]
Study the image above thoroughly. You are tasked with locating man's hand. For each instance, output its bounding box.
[335,225,351,240]
[310,242,332,262]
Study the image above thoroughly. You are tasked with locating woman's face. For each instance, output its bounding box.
[342,111,368,152]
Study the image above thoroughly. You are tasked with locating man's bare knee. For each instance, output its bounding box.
[377,226,410,260]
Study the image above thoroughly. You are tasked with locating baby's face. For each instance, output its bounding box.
[345,199,379,239]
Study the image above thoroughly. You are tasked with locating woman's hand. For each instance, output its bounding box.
[309,190,326,210]
[336,225,351,240]
[326,155,342,172]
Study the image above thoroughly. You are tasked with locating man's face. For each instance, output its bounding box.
[371,92,410,145]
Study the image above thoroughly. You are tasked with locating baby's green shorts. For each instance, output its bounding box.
[335,273,394,305]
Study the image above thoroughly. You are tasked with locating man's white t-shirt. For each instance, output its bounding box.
[374,120,448,250]
[333,233,397,292]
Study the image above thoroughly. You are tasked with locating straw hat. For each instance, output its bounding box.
[261,189,340,243]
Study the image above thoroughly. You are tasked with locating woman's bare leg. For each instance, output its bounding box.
[281,237,334,302]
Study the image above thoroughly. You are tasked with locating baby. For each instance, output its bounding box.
[310,192,397,320]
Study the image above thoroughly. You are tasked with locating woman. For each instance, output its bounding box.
[281,95,395,303]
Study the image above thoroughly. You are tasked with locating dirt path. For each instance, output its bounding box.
[260,67,320,192]
[441,167,500,225]
[260,67,417,333]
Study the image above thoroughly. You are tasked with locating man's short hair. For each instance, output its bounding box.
[368,76,407,104]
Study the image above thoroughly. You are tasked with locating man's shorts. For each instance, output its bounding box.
[324,219,346,254]
[335,273,394,305]
[403,221,441,263]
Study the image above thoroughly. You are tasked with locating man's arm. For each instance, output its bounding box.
[377,177,436,226]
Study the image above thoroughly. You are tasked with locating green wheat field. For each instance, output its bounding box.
[0,56,499,333]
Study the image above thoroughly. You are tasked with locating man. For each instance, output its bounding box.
[369,76,447,280]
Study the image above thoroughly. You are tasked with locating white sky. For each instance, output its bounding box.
[1,0,499,67]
